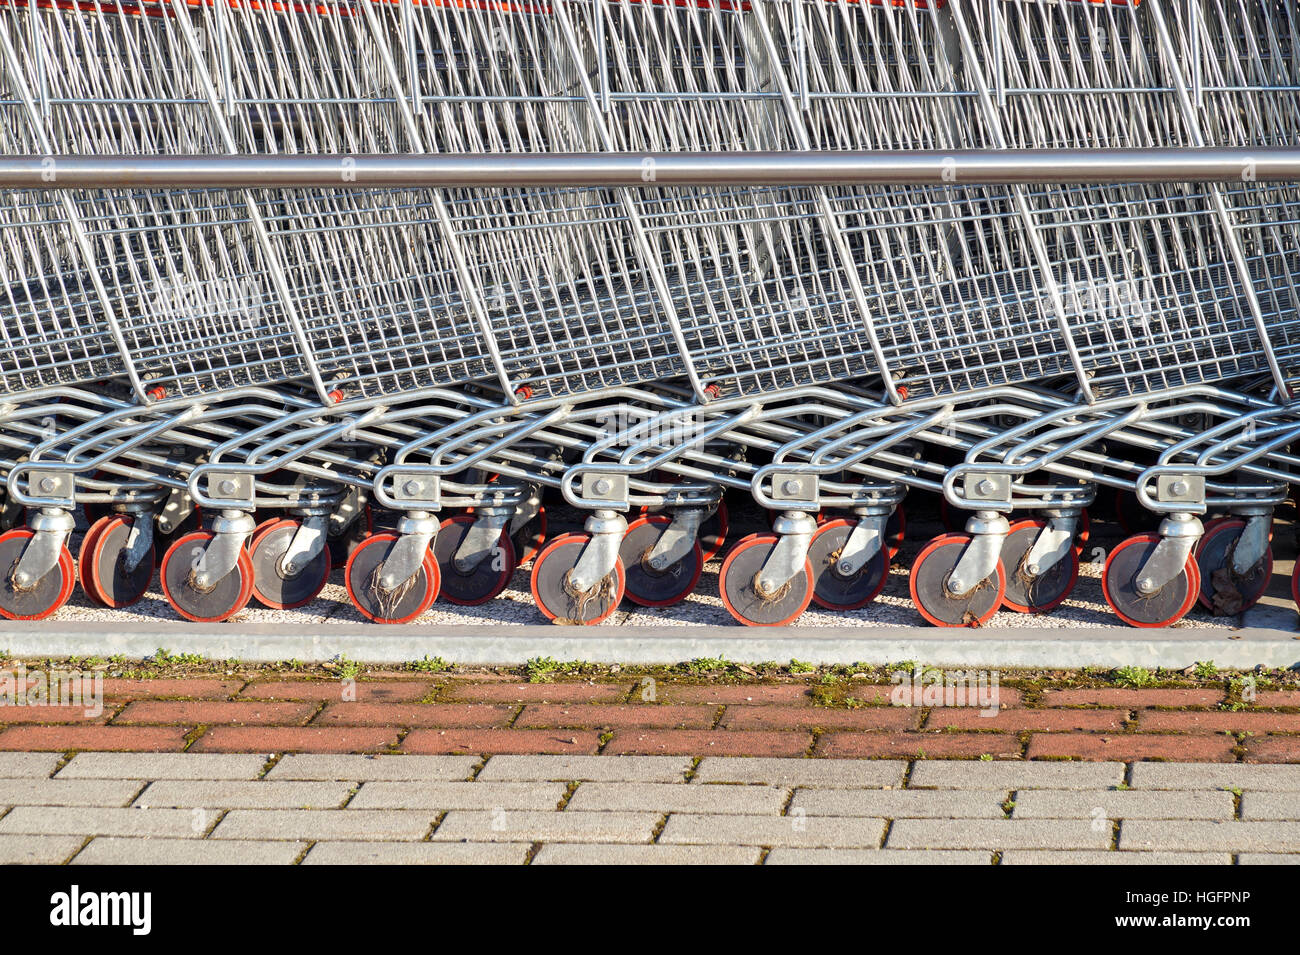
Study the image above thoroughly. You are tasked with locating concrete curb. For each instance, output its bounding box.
[2,621,1298,668]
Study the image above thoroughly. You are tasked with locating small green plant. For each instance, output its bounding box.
[524,656,562,683]
[1224,786,1243,798]
[1112,665,1154,688]
[1113,782,1131,791]
[789,659,816,674]
[978,753,993,762]
[1193,660,1219,679]
[331,656,362,680]
[682,656,730,675]
[152,648,204,667]
[407,655,452,674]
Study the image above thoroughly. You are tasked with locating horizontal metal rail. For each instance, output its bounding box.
[3,148,1300,189]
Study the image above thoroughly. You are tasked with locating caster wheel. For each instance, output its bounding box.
[1102,532,1201,628]
[77,515,114,606]
[643,501,729,565]
[620,515,703,608]
[159,531,255,623]
[530,532,626,625]
[81,515,155,609]
[511,506,547,566]
[433,515,515,606]
[1195,517,1273,615]
[0,528,76,620]
[999,519,1078,614]
[249,518,331,610]
[808,518,889,611]
[344,532,440,624]
[909,533,1007,628]
[718,532,814,627]
[327,504,374,568]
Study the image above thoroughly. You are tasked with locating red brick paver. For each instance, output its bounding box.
[240,681,435,703]
[604,730,811,757]
[113,701,317,726]
[514,704,717,730]
[314,703,517,729]
[0,726,189,751]
[1026,733,1238,762]
[401,729,602,755]
[191,727,398,753]
[817,732,1023,759]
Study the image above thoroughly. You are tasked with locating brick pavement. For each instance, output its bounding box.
[0,670,1296,863]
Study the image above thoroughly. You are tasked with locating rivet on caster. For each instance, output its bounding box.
[1196,513,1273,616]
[0,522,77,621]
[1102,520,1203,628]
[159,512,256,623]
[249,514,332,610]
[530,511,627,625]
[808,507,892,611]
[345,514,440,624]
[910,514,1009,628]
[719,512,815,627]
[80,511,156,608]
[620,512,704,607]
[999,513,1081,614]
[434,512,516,606]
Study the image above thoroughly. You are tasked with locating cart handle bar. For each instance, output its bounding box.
[2,149,1297,190]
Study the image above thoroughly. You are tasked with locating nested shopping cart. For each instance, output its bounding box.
[3,0,1300,629]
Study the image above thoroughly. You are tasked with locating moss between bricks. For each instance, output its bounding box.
[0,650,1295,708]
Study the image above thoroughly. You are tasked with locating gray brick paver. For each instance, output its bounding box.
[0,806,206,838]
[212,809,434,841]
[57,753,267,780]
[431,810,660,844]
[1012,789,1233,820]
[73,837,307,865]
[1000,850,1231,865]
[0,834,85,864]
[476,755,691,783]
[0,753,62,778]
[135,780,353,810]
[348,781,567,811]
[1129,763,1300,791]
[765,848,991,865]
[691,758,905,788]
[0,779,142,807]
[907,762,1124,790]
[303,842,530,865]
[266,755,479,782]
[567,782,788,815]
[534,843,762,865]
[791,789,1007,818]
[1240,792,1300,821]
[886,818,1112,850]
[1120,820,1300,853]
[1236,853,1300,864]
[659,813,885,848]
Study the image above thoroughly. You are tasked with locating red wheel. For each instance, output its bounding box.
[344,532,440,624]
[249,518,331,610]
[641,500,729,564]
[718,533,814,627]
[1102,532,1201,628]
[808,518,889,611]
[433,514,515,606]
[530,532,626,625]
[159,531,255,623]
[83,515,155,609]
[77,515,114,606]
[1195,517,1273,615]
[0,528,76,620]
[908,533,1007,628]
[999,519,1079,615]
[620,515,704,607]
[326,503,374,568]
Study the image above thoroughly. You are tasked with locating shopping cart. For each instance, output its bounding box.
[3,0,1300,630]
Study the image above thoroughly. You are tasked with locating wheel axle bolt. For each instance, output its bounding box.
[946,577,964,594]
[1137,577,1156,594]
[1026,563,1040,575]
[13,572,30,588]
